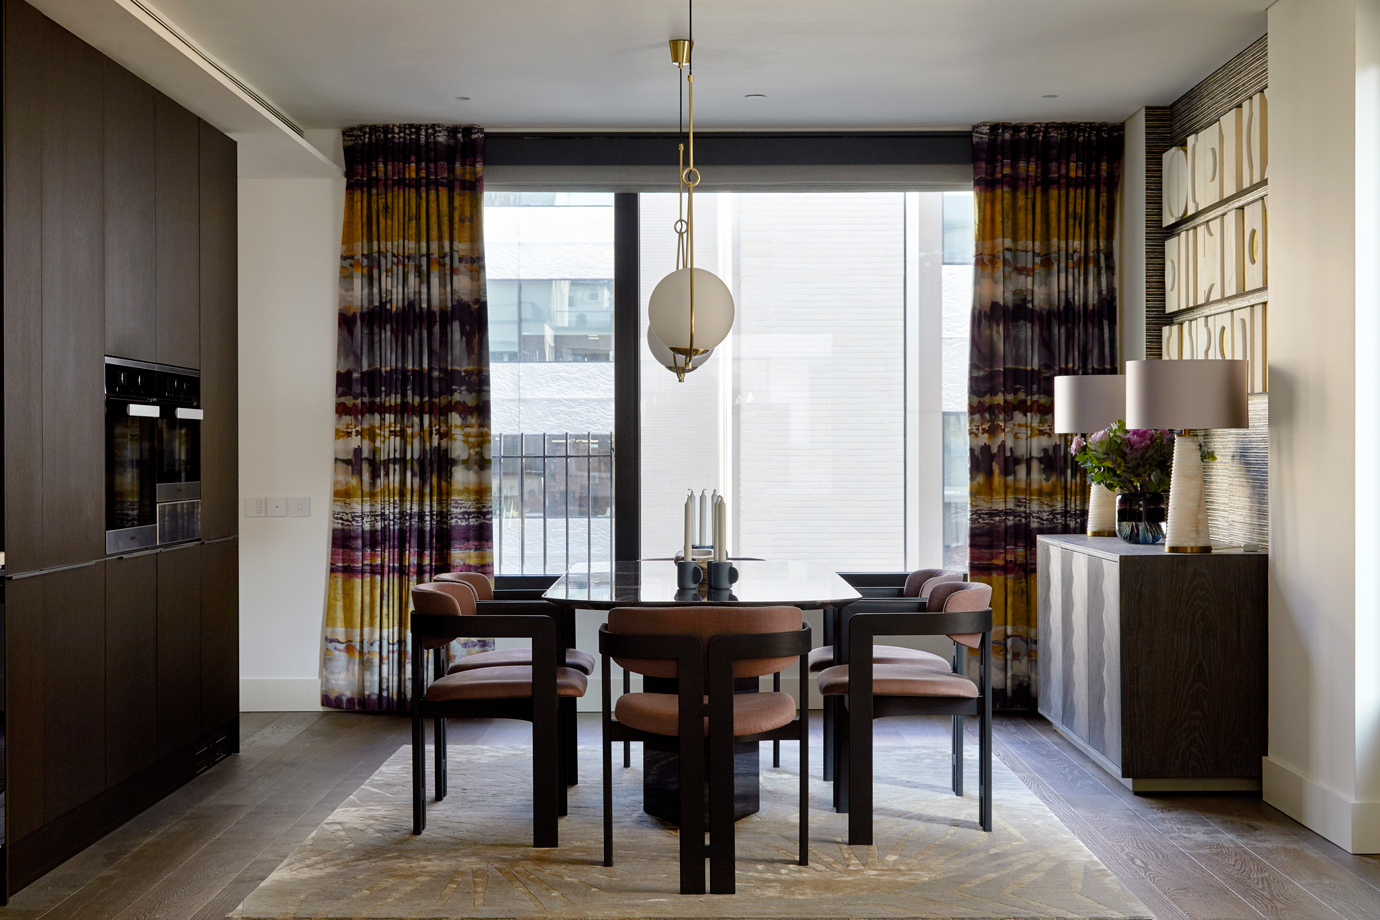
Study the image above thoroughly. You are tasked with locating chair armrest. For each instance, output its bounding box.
[705,626,813,703]
[845,609,992,667]
[598,626,706,736]
[836,599,925,664]
[411,611,557,643]
[474,599,561,618]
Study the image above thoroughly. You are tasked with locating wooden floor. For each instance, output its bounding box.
[1,711,1378,920]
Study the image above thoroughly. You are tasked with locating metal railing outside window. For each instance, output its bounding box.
[492,432,615,576]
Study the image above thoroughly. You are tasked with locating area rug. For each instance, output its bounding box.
[229,743,1152,919]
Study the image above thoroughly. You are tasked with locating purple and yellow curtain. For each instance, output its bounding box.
[968,123,1122,709]
[322,124,493,711]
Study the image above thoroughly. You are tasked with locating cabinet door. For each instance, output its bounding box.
[201,538,239,732]
[157,542,203,756]
[104,59,156,362]
[199,122,238,539]
[106,552,159,784]
[7,572,46,840]
[4,0,48,576]
[41,15,106,568]
[155,93,199,369]
[43,562,108,823]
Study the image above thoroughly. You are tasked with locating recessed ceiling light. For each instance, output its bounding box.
[455,96,471,101]
[745,93,766,98]
[1042,94,1058,98]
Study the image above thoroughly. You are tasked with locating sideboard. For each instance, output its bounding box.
[1035,534,1267,792]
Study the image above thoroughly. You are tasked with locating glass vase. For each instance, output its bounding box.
[1116,492,1167,545]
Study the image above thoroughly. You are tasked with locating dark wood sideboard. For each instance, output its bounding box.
[1035,535,1267,792]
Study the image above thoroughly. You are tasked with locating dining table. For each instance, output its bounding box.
[542,559,862,824]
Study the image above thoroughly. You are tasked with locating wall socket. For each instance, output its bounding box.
[266,497,287,517]
[244,497,265,517]
[245,496,311,518]
[288,496,311,518]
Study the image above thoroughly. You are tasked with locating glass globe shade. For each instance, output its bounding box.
[646,326,711,371]
[647,267,735,354]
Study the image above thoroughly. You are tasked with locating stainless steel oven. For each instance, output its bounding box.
[105,357,202,554]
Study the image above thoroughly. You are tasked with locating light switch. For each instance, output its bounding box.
[266,497,287,517]
[245,497,265,518]
[289,496,311,518]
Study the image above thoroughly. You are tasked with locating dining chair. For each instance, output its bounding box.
[409,581,588,846]
[817,581,993,845]
[434,570,594,787]
[816,568,965,782]
[599,605,811,894]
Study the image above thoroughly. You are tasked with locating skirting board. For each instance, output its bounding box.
[1263,756,1380,853]
[1046,716,1261,793]
[240,678,325,711]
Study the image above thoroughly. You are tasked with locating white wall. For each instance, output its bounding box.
[238,177,345,710]
[1265,0,1380,853]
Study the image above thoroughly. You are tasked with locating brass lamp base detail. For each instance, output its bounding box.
[1088,530,1117,537]
[1165,545,1213,553]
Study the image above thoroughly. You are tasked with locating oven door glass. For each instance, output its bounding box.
[106,400,157,546]
[156,415,201,502]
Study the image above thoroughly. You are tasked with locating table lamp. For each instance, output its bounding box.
[1125,359,1248,552]
[1054,374,1126,537]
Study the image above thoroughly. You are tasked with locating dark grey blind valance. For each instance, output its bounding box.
[484,131,974,192]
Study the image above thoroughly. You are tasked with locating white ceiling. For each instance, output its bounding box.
[29,0,1270,174]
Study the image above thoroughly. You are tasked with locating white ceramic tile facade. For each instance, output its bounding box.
[1162,145,1190,226]
[1219,108,1243,197]
[1197,219,1221,303]
[1244,197,1267,290]
[1221,209,1244,297]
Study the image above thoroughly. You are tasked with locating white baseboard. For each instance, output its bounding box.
[240,678,324,712]
[1263,756,1380,853]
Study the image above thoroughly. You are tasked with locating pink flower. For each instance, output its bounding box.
[1070,435,1086,455]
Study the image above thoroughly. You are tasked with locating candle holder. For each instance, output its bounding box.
[707,560,738,590]
[675,560,703,589]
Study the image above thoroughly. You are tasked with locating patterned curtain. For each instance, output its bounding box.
[322,124,493,711]
[968,122,1122,710]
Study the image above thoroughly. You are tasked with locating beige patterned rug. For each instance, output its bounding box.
[230,743,1151,919]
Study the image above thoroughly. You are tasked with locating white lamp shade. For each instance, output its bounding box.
[1053,375,1126,433]
[647,267,735,353]
[1125,359,1249,430]
[646,326,711,371]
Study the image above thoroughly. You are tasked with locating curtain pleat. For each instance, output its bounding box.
[322,124,493,711]
[967,122,1122,710]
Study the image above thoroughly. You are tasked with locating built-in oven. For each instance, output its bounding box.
[105,357,202,554]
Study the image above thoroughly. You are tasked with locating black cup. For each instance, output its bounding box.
[676,560,702,589]
[707,560,738,590]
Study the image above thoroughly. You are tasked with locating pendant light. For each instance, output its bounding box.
[646,0,735,381]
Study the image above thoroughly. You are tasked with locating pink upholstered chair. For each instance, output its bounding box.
[409,581,587,845]
[599,606,811,895]
[816,580,994,844]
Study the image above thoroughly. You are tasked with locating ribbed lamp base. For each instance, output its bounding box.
[1087,483,1117,537]
[1165,434,1212,552]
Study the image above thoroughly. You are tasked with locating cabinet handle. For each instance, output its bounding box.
[127,404,160,418]
[176,408,203,420]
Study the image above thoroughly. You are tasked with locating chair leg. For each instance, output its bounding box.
[773,671,781,768]
[434,716,447,801]
[532,699,559,848]
[847,699,872,845]
[709,730,736,894]
[412,705,426,835]
[823,694,835,782]
[679,734,706,894]
[557,707,569,817]
[951,715,964,797]
[622,668,631,768]
[979,704,991,832]
[562,696,579,786]
[603,722,614,867]
[798,708,809,867]
[834,698,849,813]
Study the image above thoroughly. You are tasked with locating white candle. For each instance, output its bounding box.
[683,492,693,560]
[714,496,727,562]
[699,490,708,546]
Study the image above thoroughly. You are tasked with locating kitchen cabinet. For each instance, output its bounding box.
[104,58,156,363]
[201,538,239,733]
[199,121,238,540]
[155,92,199,369]
[157,543,203,757]
[106,552,159,785]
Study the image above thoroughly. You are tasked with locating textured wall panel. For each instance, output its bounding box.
[1170,35,1268,145]
[1144,107,1172,359]
[1200,393,1269,546]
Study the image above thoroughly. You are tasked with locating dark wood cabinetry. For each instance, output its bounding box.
[1036,535,1267,792]
[199,123,239,540]
[157,543,204,757]
[40,16,105,569]
[106,553,159,785]
[201,539,240,732]
[154,93,200,369]
[2,0,240,895]
[103,60,157,363]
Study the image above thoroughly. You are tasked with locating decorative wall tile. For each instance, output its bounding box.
[1195,122,1224,207]
[1220,108,1243,197]
[1244,197,1267,290]
[1183,227,1198,308]
[1221,209,1244,297]
[1197,219,1221,304]
[1162,323,1181,359]
[1162,145,1190,226]
[1165,235,1183,312]
[1185,133,1201,215]
[1246,91,1269,185]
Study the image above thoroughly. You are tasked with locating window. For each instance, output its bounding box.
[638,191,974,571]
[485,193,616,574]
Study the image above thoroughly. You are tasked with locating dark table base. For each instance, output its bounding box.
[642,738,760,824]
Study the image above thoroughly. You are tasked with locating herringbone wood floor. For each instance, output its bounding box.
[1,711,1377,920]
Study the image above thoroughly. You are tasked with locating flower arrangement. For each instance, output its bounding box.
[1070,420,1215,495]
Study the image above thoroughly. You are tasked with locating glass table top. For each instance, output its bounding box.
[542,560,863,608]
